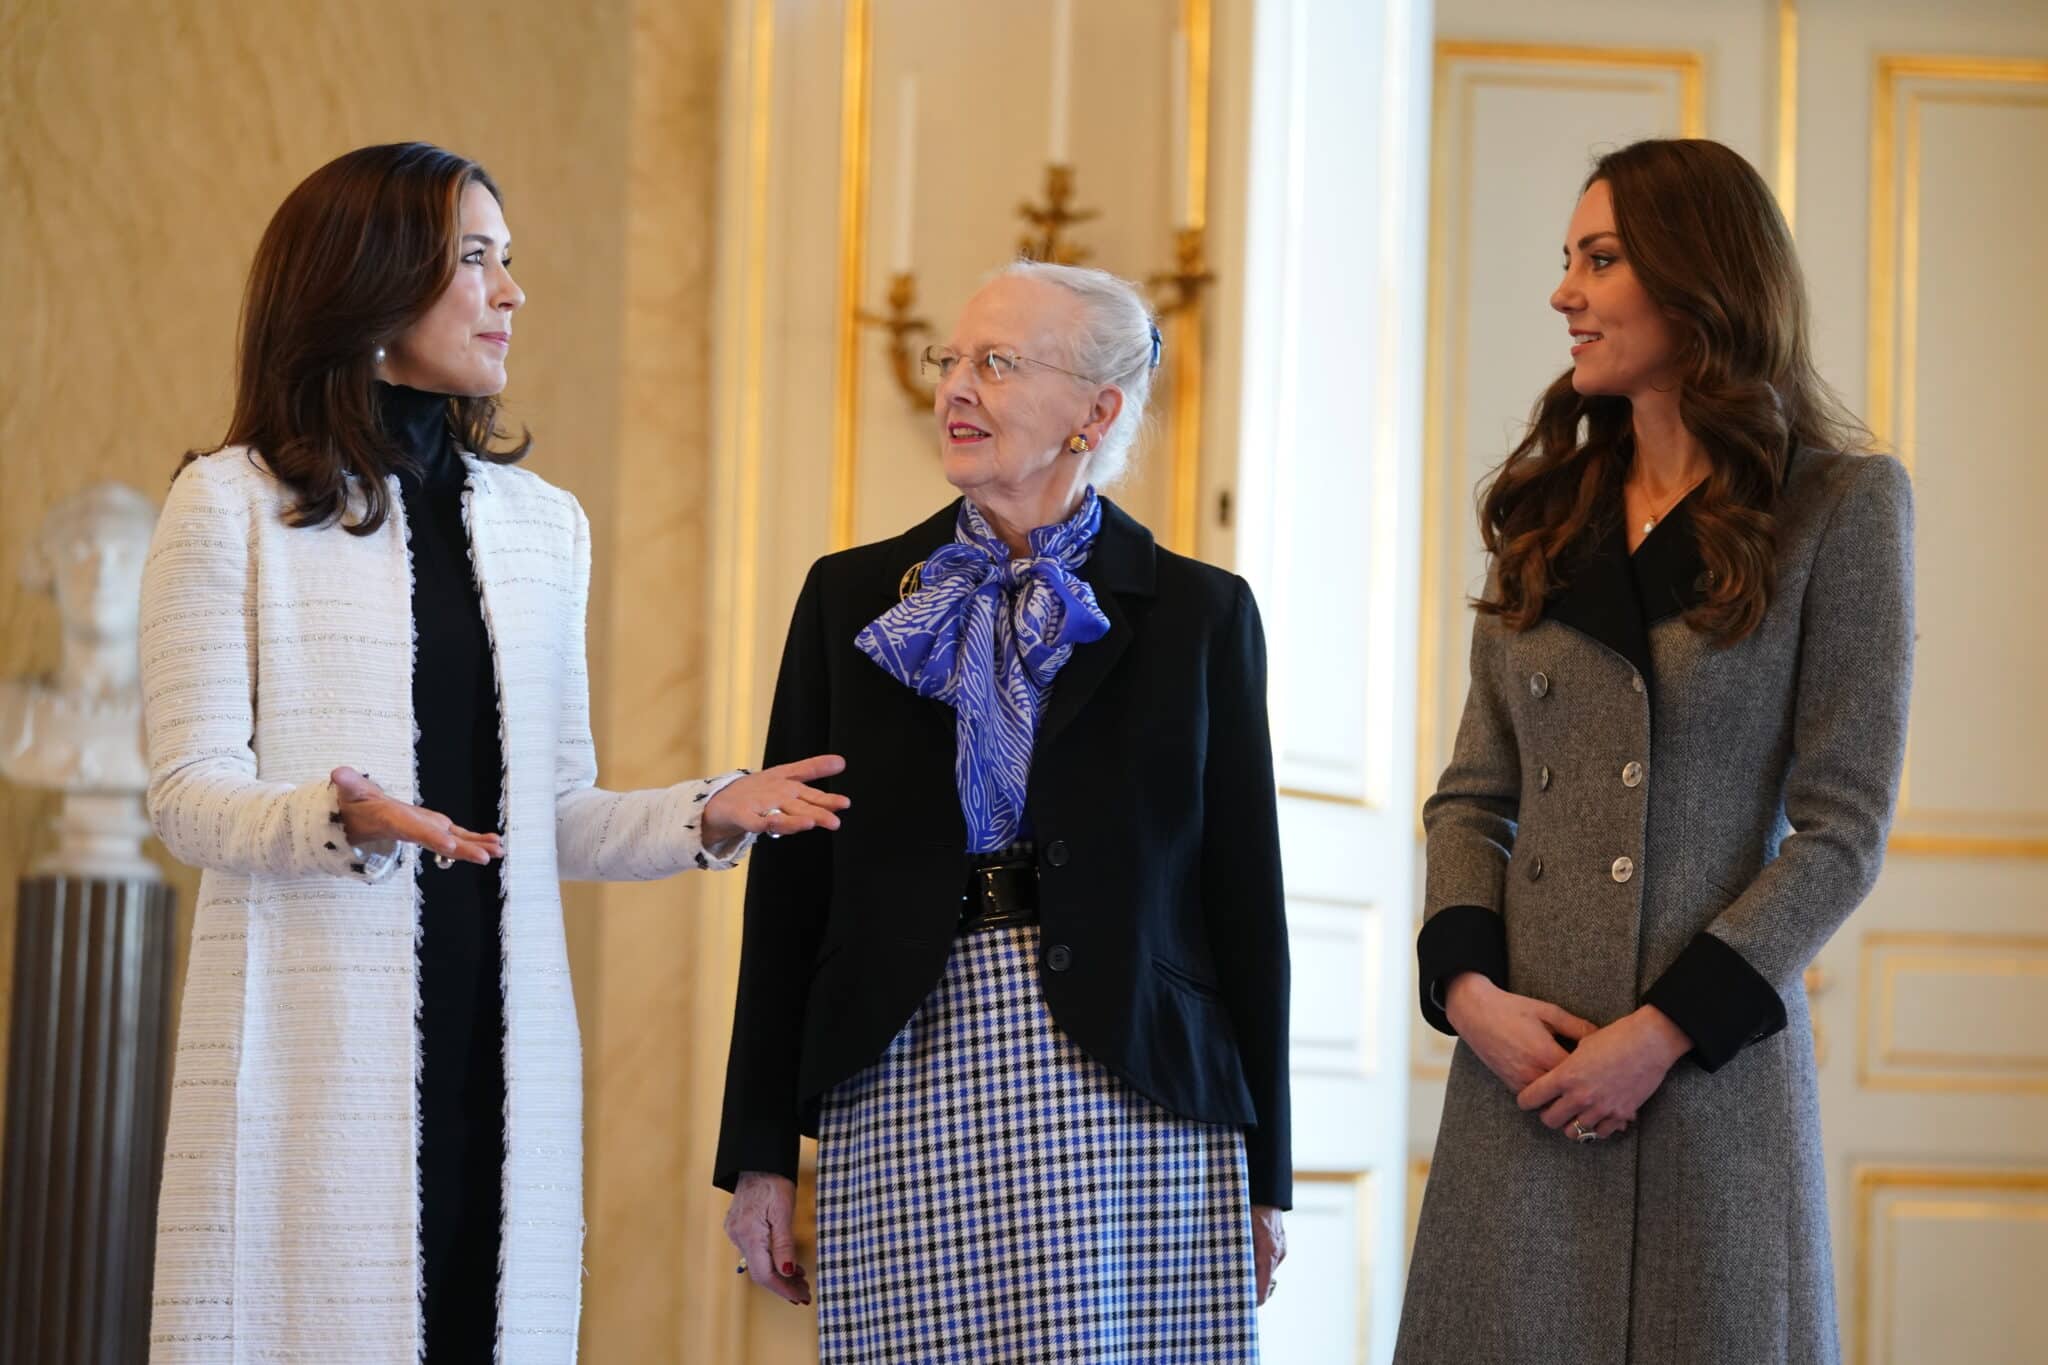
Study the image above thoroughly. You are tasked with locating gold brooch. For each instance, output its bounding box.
[898,560,926,602]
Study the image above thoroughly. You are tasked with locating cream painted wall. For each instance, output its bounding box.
[0,1,738,1357]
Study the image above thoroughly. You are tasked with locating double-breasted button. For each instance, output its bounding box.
[1529,672,1550,699]
[1611,856,1635,883]
[1622,761,1644,788]
[1538,765,1552,791]
[1046,944,1074,972]
[1632,674,1646,695]
[1526,856,1544,882]
[1044,841,1070,868]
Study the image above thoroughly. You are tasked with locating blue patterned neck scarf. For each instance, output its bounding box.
[856,489,1111,852]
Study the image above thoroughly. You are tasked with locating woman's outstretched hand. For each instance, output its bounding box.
[704,755,851,848]
[331,766,503,865]
[726,1172,812,1305]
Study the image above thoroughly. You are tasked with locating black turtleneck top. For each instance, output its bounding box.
[375,382,504,1359]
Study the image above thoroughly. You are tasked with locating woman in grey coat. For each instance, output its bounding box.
[1398,139,1912,1365]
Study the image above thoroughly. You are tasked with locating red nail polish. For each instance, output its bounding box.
[782,1261,796,1277]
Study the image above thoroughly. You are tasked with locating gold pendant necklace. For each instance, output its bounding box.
[1635,477,1705,536]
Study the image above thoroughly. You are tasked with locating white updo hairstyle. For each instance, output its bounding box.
[993,259,1160,489]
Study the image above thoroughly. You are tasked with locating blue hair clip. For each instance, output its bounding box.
[1148,321,1164,369]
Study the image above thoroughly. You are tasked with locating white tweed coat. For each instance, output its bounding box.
[140,448,746,1363]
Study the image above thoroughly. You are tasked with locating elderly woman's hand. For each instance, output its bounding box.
[1444,972,1597,1092]
[704,755,851,850]
[332,766,503,864]
[1517,1005,1691,1141]
[725,1171,811,1305]
[1252,1205,1286,1306]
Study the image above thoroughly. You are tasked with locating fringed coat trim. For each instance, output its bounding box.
[141,448,747,1363]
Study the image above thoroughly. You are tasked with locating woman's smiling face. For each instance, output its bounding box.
[1550,178,1682,402]
[931,274,1096,500]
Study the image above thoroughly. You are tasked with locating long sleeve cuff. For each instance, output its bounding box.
[295,777,403,883]
[712,1116,802,1193]
[1415,904,1509,1036]
[689,769,758,870]
[1245,1140,1292,1211]
[1642,932,1787,1072]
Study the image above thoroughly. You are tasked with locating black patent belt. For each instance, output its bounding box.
[959,854,1040,933]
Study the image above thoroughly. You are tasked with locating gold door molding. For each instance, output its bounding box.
[1292,1169,1377,1362]
[1856,931,2048,1094]
[1289,894,1385,1080]
[1776,0,1799,230]
[1851,1164,2048,1365]
[1867,53,2048,860]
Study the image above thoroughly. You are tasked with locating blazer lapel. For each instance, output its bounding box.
[1039,498,1156,748]
[871,500,971,748]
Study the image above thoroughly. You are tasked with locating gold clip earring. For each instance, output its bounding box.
[1067,434,1091,454]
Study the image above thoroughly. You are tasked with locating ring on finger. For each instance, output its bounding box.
[764,807,784,840]
[1569,1119,1601,1143]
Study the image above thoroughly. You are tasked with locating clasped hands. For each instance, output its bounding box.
[330,754,850,864]
[1443,973,1691,1141]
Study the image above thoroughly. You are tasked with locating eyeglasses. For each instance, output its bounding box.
[919,344,1095,387]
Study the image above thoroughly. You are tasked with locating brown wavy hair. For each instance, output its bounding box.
[1476,138,1868,643]
[182,142,530,533]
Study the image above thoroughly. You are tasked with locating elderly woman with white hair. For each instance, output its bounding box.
[715,260,1291,1361]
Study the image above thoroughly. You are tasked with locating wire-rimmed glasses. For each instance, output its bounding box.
[919,344,1095,387]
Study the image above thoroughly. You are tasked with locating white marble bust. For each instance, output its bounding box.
[1,484,159,878]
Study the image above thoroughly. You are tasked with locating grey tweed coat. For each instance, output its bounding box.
[1397,449,1914,1365]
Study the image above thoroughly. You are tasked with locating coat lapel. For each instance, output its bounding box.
[1039,497,1155,747]
[1545,507,1652,683]
[876,501,974,747]
[1543,491,1712,688]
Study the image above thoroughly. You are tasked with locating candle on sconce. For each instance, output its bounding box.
[1169,28,1189,229]
[892,74,919,273]
[1049,0,1073,165]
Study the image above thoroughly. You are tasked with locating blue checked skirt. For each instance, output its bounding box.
[815,923,1259,1364]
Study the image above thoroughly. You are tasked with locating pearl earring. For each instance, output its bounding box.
[372,346,387,366]
[1067,434,1091,454]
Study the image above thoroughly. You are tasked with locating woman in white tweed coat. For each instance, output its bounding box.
[141,143,847,1363]
[1400,141,1912,1363]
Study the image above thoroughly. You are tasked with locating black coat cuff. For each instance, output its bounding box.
[1245,1139,1291,1211]
[711,1116,801,1193]
[1642,932,1787,1072]
[1416,904,1509,1036]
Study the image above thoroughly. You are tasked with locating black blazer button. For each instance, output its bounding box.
[1044,840,1070,868]
[1046,944,1073,972]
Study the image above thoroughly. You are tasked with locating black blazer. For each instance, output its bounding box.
[712,497,1292,1208]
